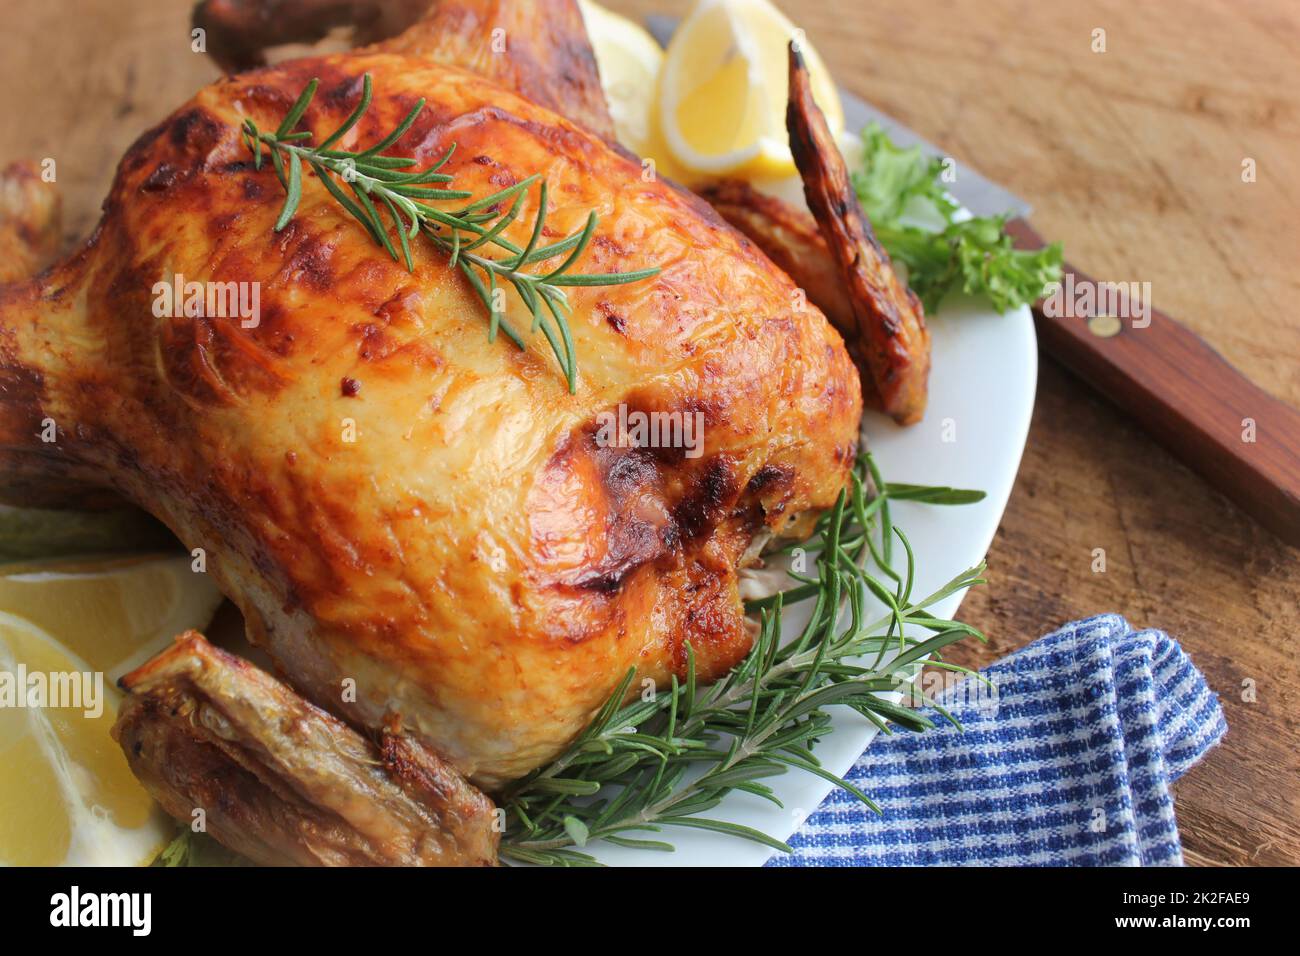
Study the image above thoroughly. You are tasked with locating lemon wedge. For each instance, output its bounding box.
[0,553,225,680]
[659,0,844,181]
[580,0,690,183]
[579,0,663,156]
[0,554,224,865]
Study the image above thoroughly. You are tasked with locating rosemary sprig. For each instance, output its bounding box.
[240,74,661,393]
[499,452,989,866]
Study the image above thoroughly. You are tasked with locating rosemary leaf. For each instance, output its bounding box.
[274,78,318,138]
[243,74,661,391]
[273,150,301,232]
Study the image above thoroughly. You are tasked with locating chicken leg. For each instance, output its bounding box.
[114,632,498,866]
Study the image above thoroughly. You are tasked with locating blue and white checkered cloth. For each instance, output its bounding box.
[772,614,1227,866]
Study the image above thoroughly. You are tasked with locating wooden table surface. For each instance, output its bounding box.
[2,0,1297,866]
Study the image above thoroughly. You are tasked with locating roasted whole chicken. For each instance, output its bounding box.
[0,0,929,865]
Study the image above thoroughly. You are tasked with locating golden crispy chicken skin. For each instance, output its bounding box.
[697,178,881,409]
[377,0,618,141]
[698,180,853,331]
[114,632,498,866]
[786,46,930,425]
[0,47,861,797]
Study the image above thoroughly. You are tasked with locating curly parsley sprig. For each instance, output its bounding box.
[853,122,1062,314]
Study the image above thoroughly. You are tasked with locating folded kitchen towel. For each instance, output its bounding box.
[770,614,1227,867]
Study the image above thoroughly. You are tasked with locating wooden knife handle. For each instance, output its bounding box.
[1006,218,1300,548]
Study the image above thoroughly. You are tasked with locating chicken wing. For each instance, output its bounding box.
[786,45,930,425]
[113,632,498,866]
[194,0,617,141]
[696,178,880,408]
[0,159,110,508]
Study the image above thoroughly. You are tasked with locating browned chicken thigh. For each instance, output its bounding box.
[0,1,875,864]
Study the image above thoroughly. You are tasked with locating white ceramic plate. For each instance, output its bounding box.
[585,283,1038,865]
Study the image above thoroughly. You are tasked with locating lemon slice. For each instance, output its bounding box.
[580,0,690,183]
[0,555,224,865]
[659,0,844,181]
[579,0,663,155]
[0,553,225,680]
[0,613,166,865]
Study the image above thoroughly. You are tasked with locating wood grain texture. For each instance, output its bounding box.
[1007,218,1300,548]
[1,0,1296,866]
